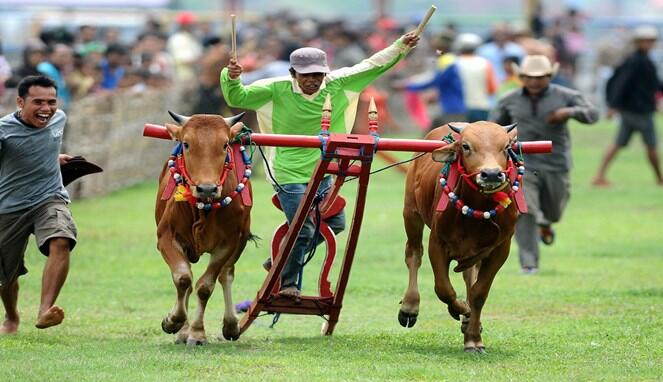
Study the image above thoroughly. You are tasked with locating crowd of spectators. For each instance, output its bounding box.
[0,7,652,127]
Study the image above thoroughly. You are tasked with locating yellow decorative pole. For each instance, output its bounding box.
[321,94,332,134]
[368,96,379,135]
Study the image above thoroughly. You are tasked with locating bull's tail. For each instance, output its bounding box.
[453,251,490,272]
[247,232,261,248]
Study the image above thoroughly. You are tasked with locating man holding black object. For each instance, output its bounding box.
[0,75,78,334]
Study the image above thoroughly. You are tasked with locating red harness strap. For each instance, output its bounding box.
[435,158,528,214]
[232,144,252,207]
[435,160,460,212]
[508,161,527,213]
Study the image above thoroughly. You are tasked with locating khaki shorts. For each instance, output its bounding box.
[0,197,77,286]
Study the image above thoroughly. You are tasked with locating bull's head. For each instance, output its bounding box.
[432,121,518,193]
[165,111,245,200]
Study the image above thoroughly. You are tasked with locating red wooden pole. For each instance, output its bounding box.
[143,123,552,154]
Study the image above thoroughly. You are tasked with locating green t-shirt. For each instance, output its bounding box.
[221,39,410,184]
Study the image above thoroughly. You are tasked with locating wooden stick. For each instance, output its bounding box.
[231,14,237,61]
[414,5,437,37]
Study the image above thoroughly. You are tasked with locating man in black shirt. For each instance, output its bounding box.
[593,25,663,186]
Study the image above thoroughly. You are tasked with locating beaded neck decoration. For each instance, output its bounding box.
[168,142,252,210]
[439,144,525,220]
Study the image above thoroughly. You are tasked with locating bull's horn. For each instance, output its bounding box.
[224,112,246,126]
[168,110,191,125]
[503,122,517,133]
[448,123,465,134]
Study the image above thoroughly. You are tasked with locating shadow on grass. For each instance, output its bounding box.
[154,329,518,361]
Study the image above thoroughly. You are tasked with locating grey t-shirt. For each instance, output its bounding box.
[490,84,599,172]
[0,109,70,213]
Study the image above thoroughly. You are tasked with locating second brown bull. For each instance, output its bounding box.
[399,120,522,353]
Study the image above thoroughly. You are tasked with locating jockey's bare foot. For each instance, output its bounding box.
[1,316,19,335]
[278,286,301,299]
[35,306,64,329]
[592,177,611,187]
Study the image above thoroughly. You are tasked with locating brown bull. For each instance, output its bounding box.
[399,121,519,352]
[155,111,252,345]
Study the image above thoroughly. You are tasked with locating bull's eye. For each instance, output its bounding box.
[223,143,229,149]
[182,142,190,150]
[462,143,471,151]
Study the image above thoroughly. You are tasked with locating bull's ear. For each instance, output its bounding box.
[165,123,182,141]
[431,141,459,163]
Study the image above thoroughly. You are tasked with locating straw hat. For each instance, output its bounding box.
[512,55,559,77]
[632,25,658,41]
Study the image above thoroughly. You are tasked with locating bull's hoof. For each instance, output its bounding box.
[398,310,418,328]
[221,326,241,341]
[464,346,486,354]
[186,337,208,346]
[448,305,461,321]
[161,316,186,334]
[448,300,471,321]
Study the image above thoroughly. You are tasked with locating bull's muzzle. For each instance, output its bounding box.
[195,184,220,199]
[477,168,507,191]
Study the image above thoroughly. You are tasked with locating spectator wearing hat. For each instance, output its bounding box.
[221,31,420,298]
[593,25,663,187]
[167,11,203,84]
[455,33,498,122]
[490,55,599,274]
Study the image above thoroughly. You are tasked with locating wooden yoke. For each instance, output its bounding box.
[239,97,380,336]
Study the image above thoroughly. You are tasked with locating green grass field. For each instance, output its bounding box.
[1,117,662,381]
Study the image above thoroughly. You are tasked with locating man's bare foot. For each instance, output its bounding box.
[35,306,64,329]
[278,286,301,299]
[1,316,19,335]
[592,178,611,187]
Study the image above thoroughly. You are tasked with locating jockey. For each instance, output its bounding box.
[221,31,420,298]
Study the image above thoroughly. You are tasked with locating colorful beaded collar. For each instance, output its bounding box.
[168,142,252,210]
[439,149,524,220]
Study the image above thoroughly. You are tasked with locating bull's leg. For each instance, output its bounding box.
[460,264,479,334]
[158,234,193,335]
[399,211,425,328]
[186,247,232,346]
[428,232,470,321]
[218,264,240,341]
[464,246,509,353]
